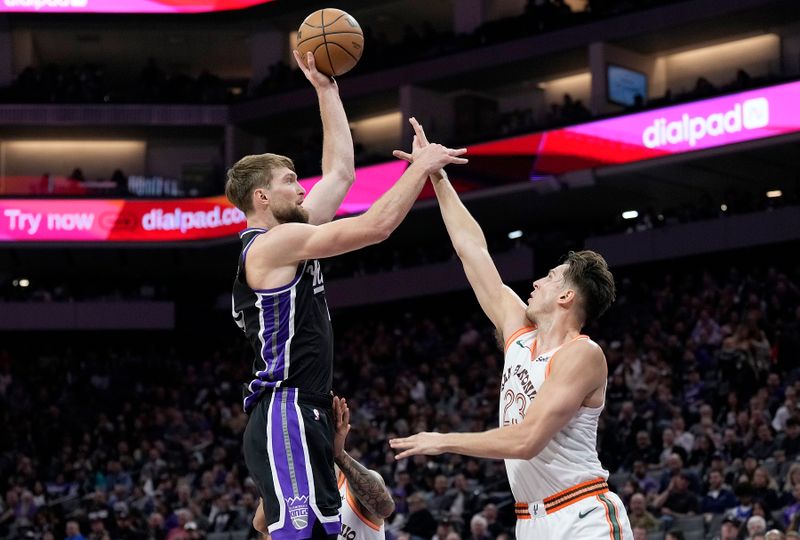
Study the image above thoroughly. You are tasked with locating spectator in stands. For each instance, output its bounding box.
[145,512,166,540]
[446,473,477,518]
[740,454,761,483]
[467,514,491,540]
[479,503,504,538]
[208,494,240,532]
[627,493,659,531]
[782,419,800,459]
[671,416,695,456]
[713,516,741,540]
[751,467,781,510]
[665,530,685,540]
[783,484,800,528]
[659,453,690,492]
[702,469,737,514]
[625,431,661,470]
[403,493,437,540]
[752,426,778,461]
[87,512,110,540]
[689,433,717,470]
[752,499,781,530]
[729,482,755,524]
[631,460,659,497]
[65,521,86,540]
[653,471,700,519]
[746,515,767,540]
[110,505,143,540]
[428,475,453,515]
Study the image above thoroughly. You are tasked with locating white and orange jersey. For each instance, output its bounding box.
[500,327,609,503]
[337,472,385,540]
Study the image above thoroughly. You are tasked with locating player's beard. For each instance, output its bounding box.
[273,203,310,224]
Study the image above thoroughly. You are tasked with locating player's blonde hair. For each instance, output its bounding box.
[225,153,295,214]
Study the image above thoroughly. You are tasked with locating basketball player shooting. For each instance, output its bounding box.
[226,53,467,540]
[252,397,394,540]
[389,119,634,539]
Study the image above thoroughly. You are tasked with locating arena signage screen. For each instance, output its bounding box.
[0,0,272,14]
[468,80,800,174]
[3,82,797,243]
[0,196,246,242]
[0,161,408,243]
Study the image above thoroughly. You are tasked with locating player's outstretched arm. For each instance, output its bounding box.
[393,118,526,338]
[292,50,355,225]
[389,340,606,460]
[333,396,395,520]
[252,126,467,266]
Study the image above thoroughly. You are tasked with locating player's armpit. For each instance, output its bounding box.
[517,341,606,459]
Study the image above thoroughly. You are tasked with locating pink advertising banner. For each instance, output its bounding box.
[3,81,798,242]
[0,0,271,13]
[0,161,408,242]
[468,80,800,174]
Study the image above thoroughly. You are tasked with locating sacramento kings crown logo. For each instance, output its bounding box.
[286,495,309,530]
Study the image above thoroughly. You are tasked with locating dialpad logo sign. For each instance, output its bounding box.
[642,98,769,149]
[285,496,309,530]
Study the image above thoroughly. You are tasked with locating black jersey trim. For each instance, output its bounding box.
[240,232,263,266]
[239,227,267,238]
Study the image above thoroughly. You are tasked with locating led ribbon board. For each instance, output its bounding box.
[0,162,409,242]
[1,0,272,13]
[468,80,800,175]
[3,82,797,242]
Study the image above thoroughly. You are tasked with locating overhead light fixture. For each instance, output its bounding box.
[767,190,782,198]
[622,210,639,220]
[18,278,30,288]
[720,204,728,212]
[508,230,523,240]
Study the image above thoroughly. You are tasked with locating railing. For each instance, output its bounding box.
[0,104,228,126]
[1,175,189,197]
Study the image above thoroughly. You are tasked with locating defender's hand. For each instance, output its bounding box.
[389,432,446,460]
[393,118,455,180]
[333,396,350,460]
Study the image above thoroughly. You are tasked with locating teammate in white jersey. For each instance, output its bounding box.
[255,397,393,540]
[389,119,633,539]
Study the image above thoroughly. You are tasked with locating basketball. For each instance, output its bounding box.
[296,8,364,77]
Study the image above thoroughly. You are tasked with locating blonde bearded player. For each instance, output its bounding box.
[389,119,633,539]
[254,397,394,540]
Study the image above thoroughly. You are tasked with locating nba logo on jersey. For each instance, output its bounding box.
[286,496,309,529]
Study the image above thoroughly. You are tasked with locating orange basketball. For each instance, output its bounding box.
[296,8,364,77]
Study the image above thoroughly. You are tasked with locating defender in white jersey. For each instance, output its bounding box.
[255,397,393,540]
[390,119,633,539]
